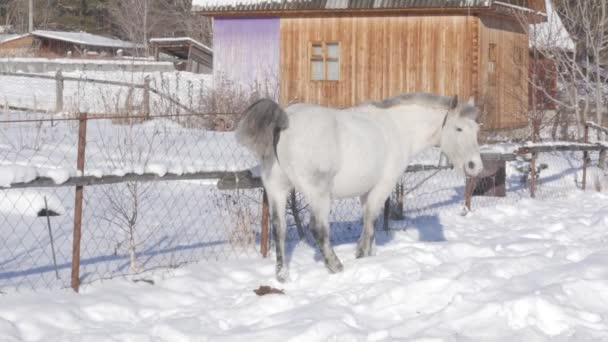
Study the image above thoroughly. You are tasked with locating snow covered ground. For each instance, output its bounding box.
[1,192,608,341]
[0,109,597,293]
[0,70,211,114]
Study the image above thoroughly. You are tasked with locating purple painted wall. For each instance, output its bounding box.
[213,18,280,99]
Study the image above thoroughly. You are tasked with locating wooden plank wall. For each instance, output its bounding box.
[478,16,529,129]
[280,15,477,110]
[0,35,35,57]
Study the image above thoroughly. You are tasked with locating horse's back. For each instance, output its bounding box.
[280,104,396,198]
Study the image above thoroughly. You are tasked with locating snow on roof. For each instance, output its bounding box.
[192,0,494,12]
[530,0,574,51]
[0,33,26,44]
[149,37,212,53]
[31,30,140,49]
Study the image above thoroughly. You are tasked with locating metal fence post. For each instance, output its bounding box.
[55,69,64,113]
[143,76,151,118]
[71,112,87,293]
[261,189,269,258]
[582,124,589,191]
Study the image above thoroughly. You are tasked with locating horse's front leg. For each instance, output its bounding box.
[356,203,377,258]
[357,180,395,258]
[309,194,343,273]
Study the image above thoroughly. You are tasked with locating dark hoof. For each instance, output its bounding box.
[276,267,289,283]
[327,260,344,274]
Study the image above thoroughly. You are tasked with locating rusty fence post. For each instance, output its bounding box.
[530,153,537,198]
[71,112,87,292]
[260,189,269,258]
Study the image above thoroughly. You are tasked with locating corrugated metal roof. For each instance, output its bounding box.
[193,0,496,12]
[32,30,139,49]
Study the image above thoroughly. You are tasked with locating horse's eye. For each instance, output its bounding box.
[456,128,463,132]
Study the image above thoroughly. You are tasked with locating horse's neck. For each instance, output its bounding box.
[385,105,445,157]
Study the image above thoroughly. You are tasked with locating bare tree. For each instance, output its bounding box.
[516,0,608,140]
[109,0,212,55]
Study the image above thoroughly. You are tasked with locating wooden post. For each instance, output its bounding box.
[44,196,59,280]
[71,112,87,293]
[582,124,589,190]
[55,70,64,113]
[599,131,606,171]
[393,182,405,220]
[383,198,390,232]
[261,189,269,258]
[143,76,151,118]
[530,154,537,198]
[464,177,474,211]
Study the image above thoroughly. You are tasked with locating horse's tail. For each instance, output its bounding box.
[236,98,289,160]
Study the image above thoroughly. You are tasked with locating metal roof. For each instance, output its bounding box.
[32,30,140,49]
[193,0,498,12]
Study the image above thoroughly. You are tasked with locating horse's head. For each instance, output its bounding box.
[440,96,483,178]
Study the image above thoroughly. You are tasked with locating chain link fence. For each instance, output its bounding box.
[0,112,605,293]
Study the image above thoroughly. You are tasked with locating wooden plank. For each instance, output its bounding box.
[0,71,145,88]
[280,15,478,109]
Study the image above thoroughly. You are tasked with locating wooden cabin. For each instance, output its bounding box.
[194,0,547,130]
[0,30,140,58]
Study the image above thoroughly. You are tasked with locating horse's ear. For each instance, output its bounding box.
[449,95,458,110]
[467,96,475,107]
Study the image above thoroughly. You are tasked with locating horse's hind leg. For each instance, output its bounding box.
[269,190,289,282]
[263,165,291,282]
[308,192,343,273]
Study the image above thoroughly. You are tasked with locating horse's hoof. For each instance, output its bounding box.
[276,267,290,283]
[327,261,344,274]
[355,248,366,259]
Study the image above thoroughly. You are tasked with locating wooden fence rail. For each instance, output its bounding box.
[0,70,191,117]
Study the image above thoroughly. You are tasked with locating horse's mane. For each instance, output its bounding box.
[362,92,453,110]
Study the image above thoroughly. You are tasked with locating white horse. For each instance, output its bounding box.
[236,93,483,282]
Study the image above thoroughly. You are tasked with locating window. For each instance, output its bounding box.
[488,43,497,86]
[310,42,340,81]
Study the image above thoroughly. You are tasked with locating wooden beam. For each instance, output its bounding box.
[1,170,257,190]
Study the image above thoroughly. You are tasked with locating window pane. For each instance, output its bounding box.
[327,43,339,59]
[489,44,497,62]
[312,60,324,80]
[312,43,323,57]
[327,60,339,80]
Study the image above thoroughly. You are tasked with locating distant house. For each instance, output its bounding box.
[194,0,548,130]
[529,0,574,111]
[0,30,141,58]
[150,37,213,74]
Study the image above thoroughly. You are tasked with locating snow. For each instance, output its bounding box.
[530,0,575,51]
[0,57,172,65]
[0,69,212,114]
[192,0,492,10]
[2,192,608,340]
